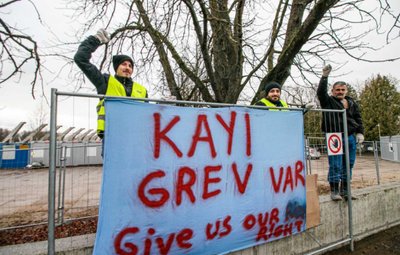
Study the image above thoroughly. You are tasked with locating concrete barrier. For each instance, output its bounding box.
[1,183,399,255]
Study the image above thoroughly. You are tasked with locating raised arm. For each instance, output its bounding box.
[316,64,332,107]
[74,29,110,94]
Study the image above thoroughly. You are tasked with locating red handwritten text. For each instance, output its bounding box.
[153,111,252,159]
[114,227,193,255]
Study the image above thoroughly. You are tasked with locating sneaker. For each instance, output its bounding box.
[330,192,343,201]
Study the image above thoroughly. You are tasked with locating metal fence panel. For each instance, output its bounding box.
[380,136,400,162]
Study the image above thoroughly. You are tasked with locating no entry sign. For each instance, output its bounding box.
[326,133,343,156]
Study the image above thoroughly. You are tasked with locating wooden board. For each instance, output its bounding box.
[306,174,321,229]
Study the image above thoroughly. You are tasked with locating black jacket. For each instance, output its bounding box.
[74,36,148,97]
[317,77,364,135]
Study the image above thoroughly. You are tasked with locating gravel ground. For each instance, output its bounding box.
[0,218,97,246]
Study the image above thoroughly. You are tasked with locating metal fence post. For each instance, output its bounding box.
[374,141,381,185]
[305,137,312,175]
[48,88,58,255]
[57,144,67,225]
[342,110,354,252]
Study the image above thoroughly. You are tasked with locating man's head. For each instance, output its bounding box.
[332,81,348,100]
[264,82,282,103]
[112,55,134,78]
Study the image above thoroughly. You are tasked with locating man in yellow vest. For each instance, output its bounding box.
[255,82,288,109]
[74,29,148,141]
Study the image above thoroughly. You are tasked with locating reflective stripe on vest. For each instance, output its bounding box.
[258,98,288,111]
[97,76,147,135]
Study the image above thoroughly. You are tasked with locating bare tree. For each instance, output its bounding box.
[64,0,400,103]
[0,0,43,98]
[28,97,48,130]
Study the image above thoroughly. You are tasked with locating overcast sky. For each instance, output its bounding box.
[0,1,399,132]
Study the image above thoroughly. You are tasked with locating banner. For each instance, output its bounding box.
[93,100,306,255]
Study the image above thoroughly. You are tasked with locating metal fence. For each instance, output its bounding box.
[1,89,399,254]
[1,140,391,229]
[0,143,102,231]
[48,90,355,255]
[303,139,384,190]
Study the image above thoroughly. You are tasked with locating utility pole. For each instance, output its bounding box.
[377,123,381,139]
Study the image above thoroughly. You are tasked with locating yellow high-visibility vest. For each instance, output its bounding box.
[96,75,147,136]
[258,98,288,111]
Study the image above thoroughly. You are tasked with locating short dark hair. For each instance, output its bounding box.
[332,81,347,88]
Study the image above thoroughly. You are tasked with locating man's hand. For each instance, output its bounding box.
[356,133,364,144]
[95,29,110,44]
[302,102,315,114]
[322,64,332,77]
[304,102,316,109]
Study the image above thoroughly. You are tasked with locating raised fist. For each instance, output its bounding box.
[95,29,110,44]
[322,64,332,77]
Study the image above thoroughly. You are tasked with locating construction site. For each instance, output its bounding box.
[0,121,102,169]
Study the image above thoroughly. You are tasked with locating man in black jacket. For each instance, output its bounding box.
[317,65,364,201]
[74,29,148,156]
